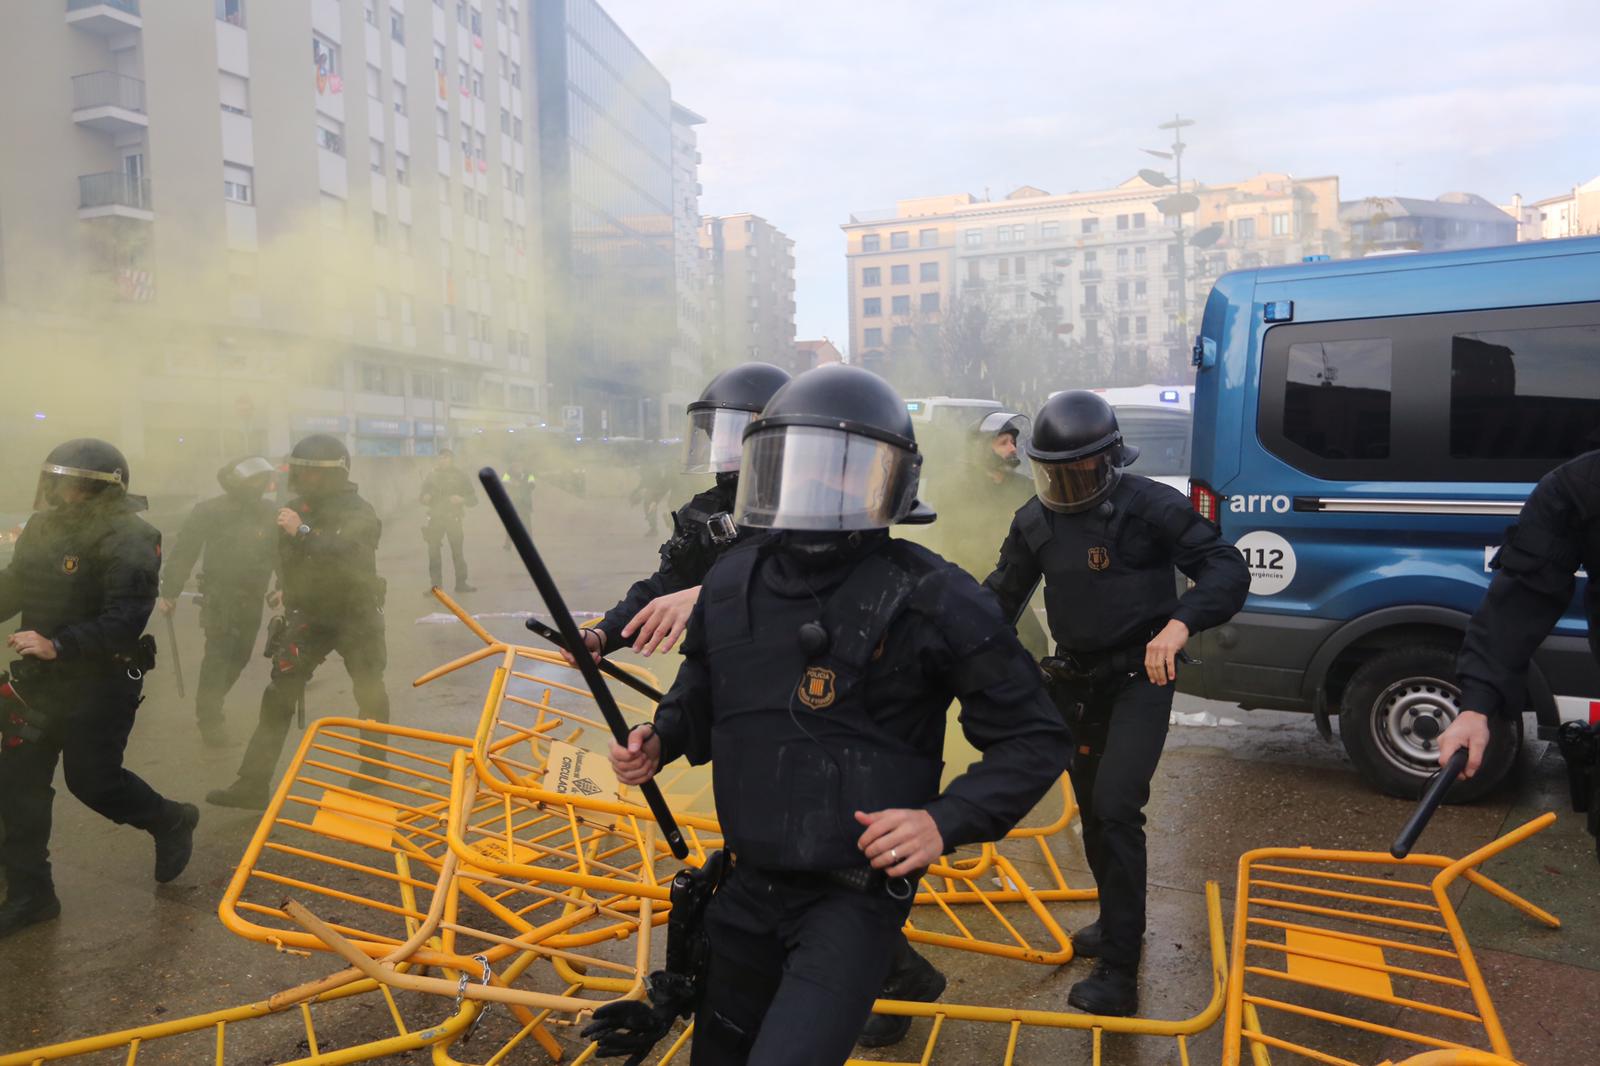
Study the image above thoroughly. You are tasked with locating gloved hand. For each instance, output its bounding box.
[581,971,696,1064]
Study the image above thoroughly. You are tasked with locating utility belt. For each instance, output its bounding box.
[1556,721,1600,860]
[731,852,917,902]
[1041,628,1157,685]
[6,635,156,686]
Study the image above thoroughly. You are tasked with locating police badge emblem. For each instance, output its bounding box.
[62,554,79,574]
[1087,546,1110,571]
[797,666,837,710]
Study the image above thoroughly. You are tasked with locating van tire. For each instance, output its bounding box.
[1338,645,1520,802]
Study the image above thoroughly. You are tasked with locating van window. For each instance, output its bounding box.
[1284,338,1392,461]
[1450,324,1600,462]
[1116,409,1191,477]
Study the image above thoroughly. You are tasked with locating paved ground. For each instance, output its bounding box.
[1,475,1595,1064]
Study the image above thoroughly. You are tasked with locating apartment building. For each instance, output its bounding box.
[700,213,796,372]
[842,172,1341,377]
[1500,177,1600,241]
[666,101,708,431]
[1340,192,1518,255]
[0,0,546,481]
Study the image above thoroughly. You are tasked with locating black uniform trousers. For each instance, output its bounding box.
[235,610,389,790]
[194,591,265,727]
[1052,671,1173,967]
[0,674,171,895]
[424,515,469,589]
[691,864,914,1066]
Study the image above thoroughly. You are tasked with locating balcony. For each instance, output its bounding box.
[65,0,141,35]
[1078,268,1102,280]
[71,72,147,134]
[1080,303,1104,316]
[79,171,152,220]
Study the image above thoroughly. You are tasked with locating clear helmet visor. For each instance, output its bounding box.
[683,408,755,474]
[34,463,122,511]
[1032,451,1117,513]
[735,425,920,531]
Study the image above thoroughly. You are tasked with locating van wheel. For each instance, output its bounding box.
[1338,645,1520,802]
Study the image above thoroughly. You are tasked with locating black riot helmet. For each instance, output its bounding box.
[683,362,792,474]
[734,364,925,531]
[36,438,130,511]
[217,455,275,498]
[1026,391,1140,513]
[286,433,351,498]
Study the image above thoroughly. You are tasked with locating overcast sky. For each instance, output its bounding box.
[604,0,1600,349]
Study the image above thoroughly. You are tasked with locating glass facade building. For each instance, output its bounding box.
[535,0,676,437]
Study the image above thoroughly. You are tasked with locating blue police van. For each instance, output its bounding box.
[1179,236,1600,800]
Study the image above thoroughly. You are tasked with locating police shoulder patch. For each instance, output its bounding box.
[797,666,836,710]
[61,554,79,574]
[1087,546,1110,571]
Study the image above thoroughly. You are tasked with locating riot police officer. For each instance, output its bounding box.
[573,362,791,662]
[1443,448,1600,779]
[604,365,1073,1064]
[420,448,477,594]
[159,456,278,746]
[0,440,200,937]
[984,390,1248,1016]
[206,434,390,809]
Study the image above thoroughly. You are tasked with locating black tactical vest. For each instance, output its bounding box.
[1020,476,1182,654]
[700,539,944,871]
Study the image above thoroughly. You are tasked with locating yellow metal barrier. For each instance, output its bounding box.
[1222,813,1560,1066]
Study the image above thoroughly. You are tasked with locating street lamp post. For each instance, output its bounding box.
[1158,115,1195,360]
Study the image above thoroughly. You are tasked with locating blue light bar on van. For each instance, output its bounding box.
[1263,300,1294,323]
[1302,254,1330,263]
[905,401,923,412]
[1159,389,1180,403]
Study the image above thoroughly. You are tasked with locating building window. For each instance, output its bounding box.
[1236,217,1257,240]
[375,287,391,320]
[918,228,938,247]
[1272,212,1291,236]
[1084,284,1098,309]
[223,163,253,204]
[863,327,883,348]
[215,0,246,27]
[965,228,983,247]
[1132,212,1146,229]
[967,259,980,284]
[434,41,447,74]
[436,106,449,138]
[369,138,385,173]
[395,151,409,185]
[891,325,913,346]
[1116,214,1129,230]
[1082,218,1099,234]
[997,226,1011,245]
[1116,248,1129,271]
[1041,220,1060,240]
[921,292,940,314]
[1134,246,1147,269]
[890,264,910,284]
[1135,279,1147,299]
[390,10,405,43]
[1117,315,1129,335]
[892,294,911,315]
[998,258,1009,278]
[1085,320,1099,343]
[920,262,939,282]
[500,107,511,133]
[1014,256,1026,277]
[862,266,881,287]
[364,0,378,26]
[1136,315,1147,335]
[219,72,250,116]
[316,117,345,155]
[366,63,383,107]
[1015,292,1028,311]
[313,33,341,82]
[393,80,407,116]
[890,231,910,250]
[862,234,881,253]
[510,61,521,88]
[863,297,881,317]
[398,222,413,253]
[373,212,389,244]
[471,71,484,99]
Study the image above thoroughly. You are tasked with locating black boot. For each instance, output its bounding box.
[1068,960,1139,1016]
[857,943,947,1048]
[1072,919,1105,958]
[206,779,270,810]
[0,888,61,938]
[153,802,200,883]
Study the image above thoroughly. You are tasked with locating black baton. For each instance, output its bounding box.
[479,468,688,859]
[1390,748,1470,859]
[523,616,665,703]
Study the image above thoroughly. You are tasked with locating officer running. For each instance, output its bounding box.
[1442,448,1600,778]
[568,362,790,663]
[605,365,1073,1064]
[984,390,1248,1016]
[158,456,278,746]
[207,434,390,809]
[420,448,477,594]
[0,440,200,937]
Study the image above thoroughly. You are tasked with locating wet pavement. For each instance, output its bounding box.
[1,478,1595,1064]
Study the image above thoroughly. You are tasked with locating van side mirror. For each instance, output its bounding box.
[1191,336,1217,370]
